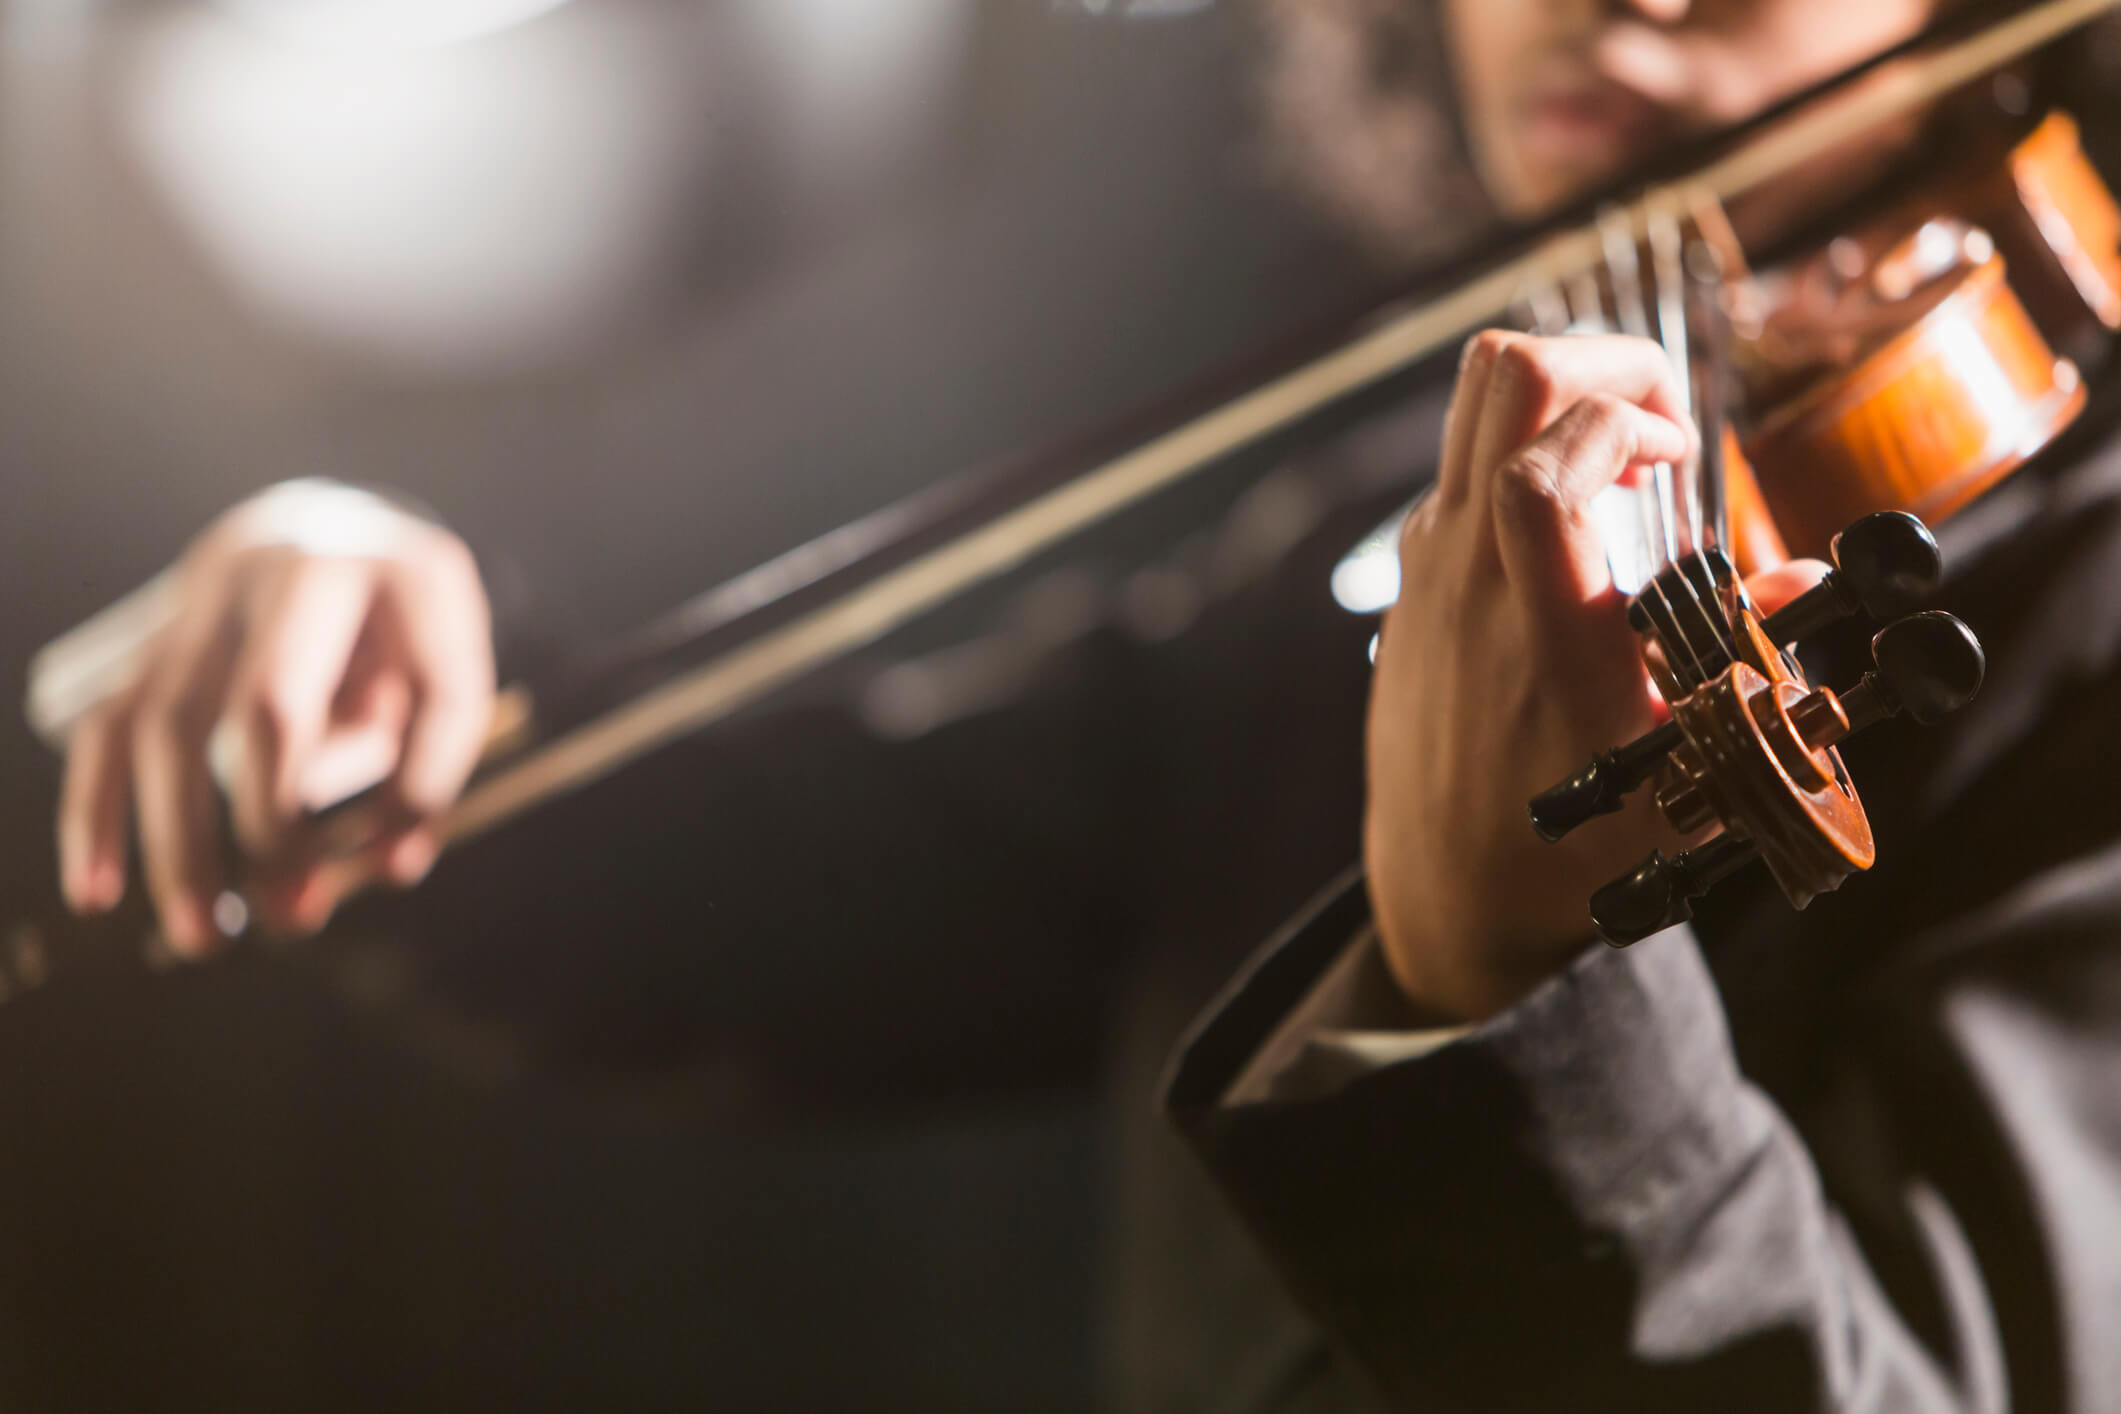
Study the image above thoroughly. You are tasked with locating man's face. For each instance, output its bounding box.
[1443,0,1942,216]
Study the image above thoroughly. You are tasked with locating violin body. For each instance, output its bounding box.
[1744,228,2084,557]
[1967,110,2121,345]
[1737,112,2116,558]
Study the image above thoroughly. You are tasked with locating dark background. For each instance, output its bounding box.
[0,2,1430,1408]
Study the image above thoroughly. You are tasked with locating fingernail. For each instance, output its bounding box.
[251,881,304,939]
[291,878,336,934]
[165,902,212,958]
[90,861,123,912]
[388,833,438,886]
[61,864,91,916]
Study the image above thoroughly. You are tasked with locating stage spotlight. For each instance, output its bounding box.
[214,0,575,51]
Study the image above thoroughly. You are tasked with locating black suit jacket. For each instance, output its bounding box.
[1164,397,2121,1411]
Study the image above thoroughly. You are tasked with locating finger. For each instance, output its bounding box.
[381,543,494,817]
[1466,334,1695,503]
[253,821,437,937]
[1744,558,1832,616]
[1490,392,1695,614]
[223,557,374,860]
[1433,330,1510,506]
[131,590,242,958]
[302,704,410,813]
[280,625,416,813]
[57,701,133,914]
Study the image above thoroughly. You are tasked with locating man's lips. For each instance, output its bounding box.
[1518,80,1667,165]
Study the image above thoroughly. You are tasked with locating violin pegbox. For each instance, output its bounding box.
[1529,511,1984,946]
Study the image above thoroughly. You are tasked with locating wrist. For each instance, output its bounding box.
[1375,930,1540,1024]
[1365,872,1599,1023]
[213,478,443,561]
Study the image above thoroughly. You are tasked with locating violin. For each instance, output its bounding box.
[4,0,2120,1007]
[1516,99,2121,944]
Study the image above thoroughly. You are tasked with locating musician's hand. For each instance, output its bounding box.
[1365,332,1825,1021]
[56,486,495,956]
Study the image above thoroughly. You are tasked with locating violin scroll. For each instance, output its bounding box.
[1529,513,1984,947]
[1584,608,1981,946]
[1534,511,1951,846]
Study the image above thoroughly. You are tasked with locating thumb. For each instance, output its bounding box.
[1744,558,1831,617]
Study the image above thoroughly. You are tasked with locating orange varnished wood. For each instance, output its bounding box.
[1723,604,1873,902]
[1719,432,1790,578]
[1614,125,2107,911]
[1635,562,1875,903]
[1544,98,2120,925]
[1666,661,1873,906]
[1969,111,2121,339]
[1745,252,2083,559]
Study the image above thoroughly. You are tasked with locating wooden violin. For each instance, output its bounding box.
[4,0,2120,1009]
[1516,89,2121,944]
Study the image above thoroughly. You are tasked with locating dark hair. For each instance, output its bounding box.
[1253,0,2121,271]
[1251,0,1494,269]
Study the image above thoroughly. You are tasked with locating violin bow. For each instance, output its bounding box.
[400,0,2121,856]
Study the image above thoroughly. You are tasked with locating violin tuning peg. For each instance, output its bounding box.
[1762,512,1943,646]
[1841,610,1986,732]
[1528,721,1682,842]
[1786,611,1985,754]
[1590,834,1759,947]
[1832,512,1944,618]
[1874,610,1985,724]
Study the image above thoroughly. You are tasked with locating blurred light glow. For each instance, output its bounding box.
[217,0,574,51]
[1059,0,1216,14]
[1,0,102,50]
[212,891,251,940]
[743,0,973,194]
[1329,548,1399,616]
[123,7,703,373]
[1331,506,1409,614]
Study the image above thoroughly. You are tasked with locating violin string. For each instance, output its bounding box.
[1677,224,1744,669]
[1526,282,1571,337]
[1507,294,1540,336]
[1641,210,1686,571]
[1600,208,1652,340]
[1566,269,1607,332]
[1567,267,1675,616]
[1612,214,1703,686]
[1653,210,1741,671]
[1643,208,1736,679]
[1569,223,1662,614]
[1649,209,1702,554]
[1681,220,1746,668]
[1528,239,1726,690]
[1686,189,1742,555]
[1600,216,1714,689]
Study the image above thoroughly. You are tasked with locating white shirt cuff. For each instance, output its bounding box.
[1226,925,1472,1105]
[23,479,424,749]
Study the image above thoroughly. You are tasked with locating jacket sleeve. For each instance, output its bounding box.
[1161,868,2045,1413]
